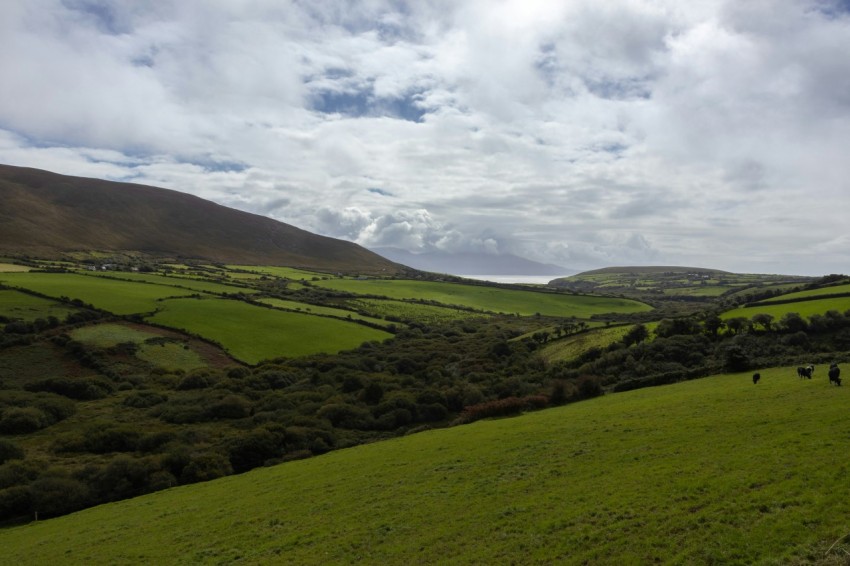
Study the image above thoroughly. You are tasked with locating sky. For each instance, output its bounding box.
[1,0,850,276]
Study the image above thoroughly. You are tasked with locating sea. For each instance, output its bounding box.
[461,274,568,285]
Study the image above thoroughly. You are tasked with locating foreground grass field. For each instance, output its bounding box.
[4,366,850,565]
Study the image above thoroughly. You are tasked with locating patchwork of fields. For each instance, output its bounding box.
[0,267,655,364]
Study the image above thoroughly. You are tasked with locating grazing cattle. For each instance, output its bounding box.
[752,372,761,384]
[797,365,814,379]
[829,364,841,386]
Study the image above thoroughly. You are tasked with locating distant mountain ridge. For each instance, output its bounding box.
[0,164,403,274]
[371,247,577,276]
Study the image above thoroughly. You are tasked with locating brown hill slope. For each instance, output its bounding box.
[0,164,403,273]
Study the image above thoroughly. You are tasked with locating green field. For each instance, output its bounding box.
[0,272,201,315]
[136,342,206,372]
[758,283,850,303]
[0,263,30,272]
[81,271,258,295]
[537,325,633,363]
[147,297,393,364]
[69,323,161,347]
[347,298,482,324]
[69,323,206,371]
[3,365,850,564]
[661,285,730,297]
[723,296,850,321]
[313,279,651,317]
[0,289,77,321]
[258,298,389,327]
[226,265,332,280]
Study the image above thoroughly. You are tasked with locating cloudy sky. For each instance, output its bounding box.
[2,0,850,275]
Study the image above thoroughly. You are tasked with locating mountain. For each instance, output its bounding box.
[371,247,577,276]
[0,164,403,274]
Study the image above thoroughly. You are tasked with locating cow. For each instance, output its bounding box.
[797,365,814,379]
[752,372,761,384]
[829,364,841,386]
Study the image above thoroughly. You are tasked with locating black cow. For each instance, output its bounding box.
[829,364,841,386]
[797,365,814,379]
[752,372,761,384]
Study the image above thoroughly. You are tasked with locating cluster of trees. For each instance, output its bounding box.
[550,308,850,393]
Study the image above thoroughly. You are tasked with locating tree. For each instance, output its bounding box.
[622,324,649,346]
[725,317,751,336]
[702,313,724,337]
[779,312,808,333]
[751,313,774,332]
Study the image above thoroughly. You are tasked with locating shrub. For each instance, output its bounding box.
[453,395,550,425]
[32,395,76,422]
[180,452,233,484]
[25,377,114,400]
[0,407,50,434]
[0,440,24,464]
[207,395,251,420]
[30,476,92,518]
[317,403,373,429]
[123,391,168,409]
[137,431,177,453]
[176,372,217,390]
[82,426,140,454]
[227,429,282,473]
[0,485,32,520]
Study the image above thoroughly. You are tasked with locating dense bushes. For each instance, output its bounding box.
[25,376,114,400]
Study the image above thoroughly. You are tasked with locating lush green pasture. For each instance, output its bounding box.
[537,325,633,363]
[136,342,206,372]
[0,289,77,321]
[723,296,850,321]
[69,323,206,371]
[82,271,258,295]
[147,297,392,364]
[662,285,730,297]
[347,298,482,324]
[4,366,850,564]
[0,263,30,272]
[758,283,850,303]
[0,272,200,315]
[313,279,651,317]
[258,298,389,327]
[226,265,330,280]
[69,323,160,347]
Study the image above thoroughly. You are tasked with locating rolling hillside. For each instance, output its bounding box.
[3,366,849,564]
[0,164,402,274]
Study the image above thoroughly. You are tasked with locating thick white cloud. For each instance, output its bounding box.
[1,0,849,275]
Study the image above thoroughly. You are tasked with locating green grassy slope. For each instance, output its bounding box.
[723,296,850,321]
[0,272,200,315]
[147,297,393,364]
[4,366,850,565]
[311,279,651,317]
[0,289,77,321]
